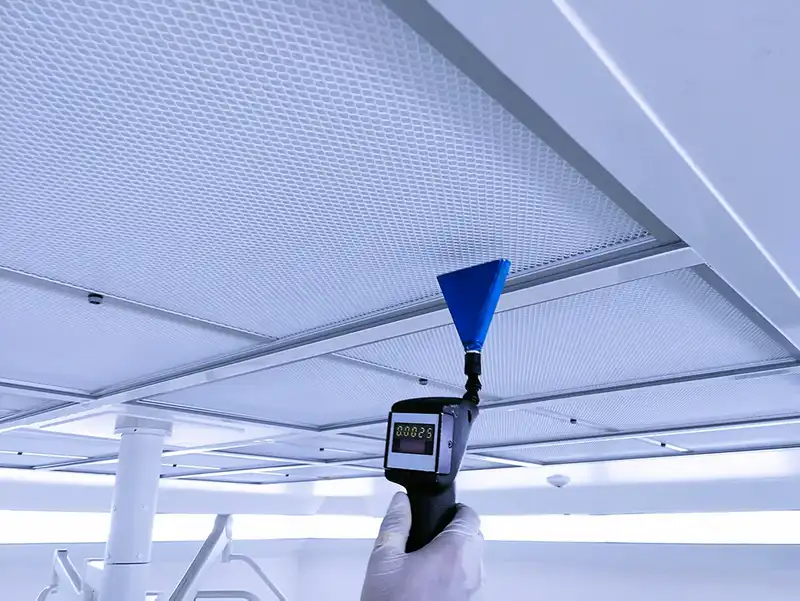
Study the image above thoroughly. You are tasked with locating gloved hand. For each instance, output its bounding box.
[361,492,484,601]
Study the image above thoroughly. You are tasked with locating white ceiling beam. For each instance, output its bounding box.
[415,0,800,355]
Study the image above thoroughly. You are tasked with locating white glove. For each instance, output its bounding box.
[361,492,484,601]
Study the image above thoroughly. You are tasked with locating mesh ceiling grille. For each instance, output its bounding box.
[482,439,676,465]
[233,434,384,461]
[469,409,602,446]
[188,472,290,485]
[0,395,65,420]
[661,422,800,453]
[0,0,650,338]
[0,275,259,392]
[152,356,455,427]
[0,430,119,463]
[540,372,800,432]
[343,268,791,398]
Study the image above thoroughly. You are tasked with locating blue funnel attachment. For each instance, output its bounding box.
[437,259,511,352]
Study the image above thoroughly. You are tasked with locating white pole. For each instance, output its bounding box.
[99,415,172,601]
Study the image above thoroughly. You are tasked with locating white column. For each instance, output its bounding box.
[99,415,172,601]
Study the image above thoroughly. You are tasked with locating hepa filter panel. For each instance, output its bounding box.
[1,0,650,338]
[343,269,791,398]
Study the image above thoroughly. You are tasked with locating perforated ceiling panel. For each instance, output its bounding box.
[0,430,120,468]
[0,394,66,420]
[480,439,676,465]
[343,269,791,398]
[539,371,800,433]
[187,472,290,485]
[152,356,455,427]
[232,434,385,462]
[0,275,260,392]
[660,422,800,453]
[469,409,601,446]
[0,0,650,338]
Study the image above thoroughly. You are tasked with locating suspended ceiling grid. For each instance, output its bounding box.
[1,0,800,486]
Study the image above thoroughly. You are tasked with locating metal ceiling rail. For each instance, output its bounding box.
[167,455,387,480]
[29,358,798,474]
[0,243,699,437]
[317,360,800,432]
[469,414,800,454]
[157,412,800,481]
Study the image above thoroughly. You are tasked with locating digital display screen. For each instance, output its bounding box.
[391,422,436,455]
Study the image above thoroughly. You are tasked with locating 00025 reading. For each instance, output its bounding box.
[392,422,436,456]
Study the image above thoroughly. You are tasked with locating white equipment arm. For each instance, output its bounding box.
[195,592,261,600]
[169,515,234,601]
[37,550,95,601]
[227,555,286,601]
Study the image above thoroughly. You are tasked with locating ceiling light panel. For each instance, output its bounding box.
[540,371,800,433]
[343,269,790,398]
[152,356,455,426]
[0,0,650,338]
[0,276,260,392]
[480,438,676,465]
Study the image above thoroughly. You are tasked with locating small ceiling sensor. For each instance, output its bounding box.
[87,292,104,305]
[547,474,571,488]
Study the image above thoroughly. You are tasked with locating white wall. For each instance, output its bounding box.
[297,540,800,601]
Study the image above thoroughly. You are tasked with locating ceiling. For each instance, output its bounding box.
[2,0,800,488]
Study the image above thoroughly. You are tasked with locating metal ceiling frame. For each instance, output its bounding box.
[0,243,700,438]
[1,242,796,479]
[0,243,725,478]
[2,0,800,484]
[23,358,800,479]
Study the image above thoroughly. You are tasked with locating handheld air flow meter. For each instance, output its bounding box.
[384,260,510,552]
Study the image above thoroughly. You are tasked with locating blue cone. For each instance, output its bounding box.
[437,259,511,352]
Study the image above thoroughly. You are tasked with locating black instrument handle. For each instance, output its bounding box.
[406,485,457,553]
